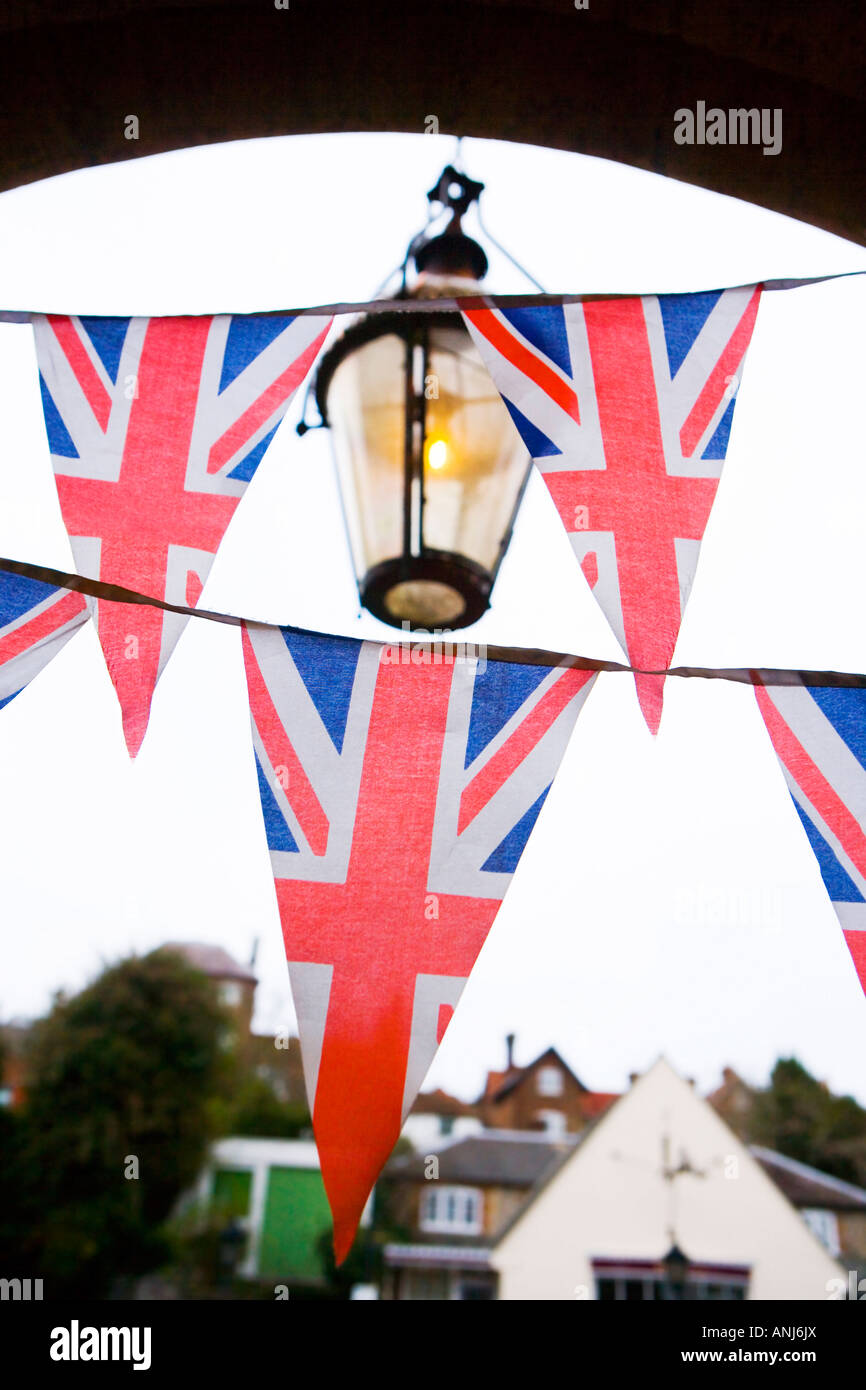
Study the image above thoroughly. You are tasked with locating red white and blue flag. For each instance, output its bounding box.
[241,621,597,1259]
[756,683,866,996]
[461,288,763,733]
[32,312,332,755]
[0,570,89,709]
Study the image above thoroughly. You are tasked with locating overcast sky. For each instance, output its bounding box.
[0,132,865,1105]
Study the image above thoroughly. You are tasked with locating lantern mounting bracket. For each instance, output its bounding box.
[425,165,485,222]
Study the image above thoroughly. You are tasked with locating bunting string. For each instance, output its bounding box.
[2,557,864,689]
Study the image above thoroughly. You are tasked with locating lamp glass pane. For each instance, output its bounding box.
[421,323,530,572]
[324,317,531,626]
[327,332,407,578]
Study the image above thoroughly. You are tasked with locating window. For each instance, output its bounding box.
[536,1065,564,1097]
[220,981,243,1007]
[802,1208,841,1256]
[594,1274,747,1301]
[459,1279,496,1300]
[592,1261,749,1301]
[536,1109,568,1137]
[419,1185,483,1235]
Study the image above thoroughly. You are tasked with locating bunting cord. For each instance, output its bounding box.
[0,271,863,325]
[3,556,864,689]
[5,269,866,688]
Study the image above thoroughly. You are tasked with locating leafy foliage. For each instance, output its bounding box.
[0,948,231,1295]
[749,1057,866,1187]
[219,1075,310,1139]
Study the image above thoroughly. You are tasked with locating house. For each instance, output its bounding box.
[400,1089,484,1151]
[475,1037,618,1135]
[751,1146,866,1270]
[194,1136,370,1288]
[164,941,306,1104]
[401,1035,618,1146]
[164,941,258,1038]
[381,1131,574,1300]
[381,1059,847,1300]
[707,1066,757,1139]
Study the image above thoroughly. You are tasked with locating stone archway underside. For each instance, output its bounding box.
[0,0,863,245]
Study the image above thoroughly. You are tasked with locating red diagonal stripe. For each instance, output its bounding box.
[679,286,762,458]
[0,589,87,664]
[756,687,866,881]
[48,316,113,432]
[462,307,580,424]
[843,931,866,995]
[242,628,330,856]
[458,668,592,834]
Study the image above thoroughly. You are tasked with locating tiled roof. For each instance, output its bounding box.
[387,1132,579,1187]
[412,1088,478,1118]
[752,1146,866,1212]
[163,942,257,984]
[479,1048,589,1104]
[480,1069,509,1100]
[579,1092,619,1119]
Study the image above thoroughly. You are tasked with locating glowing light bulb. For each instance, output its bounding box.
[427,438,448,470]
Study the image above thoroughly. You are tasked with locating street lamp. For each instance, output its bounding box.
[661,1241,690,1300]
[306,166,532,631]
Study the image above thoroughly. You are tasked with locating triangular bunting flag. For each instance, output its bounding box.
[241,621,597,1260]
[756,683,866,995]
[461,287,762,733]
[0,570,89,708]
[32,312,332,755]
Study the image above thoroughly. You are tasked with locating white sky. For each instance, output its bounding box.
[0,132,865,1105]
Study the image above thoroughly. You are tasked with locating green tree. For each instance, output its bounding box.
[750,1057,866,1187]
[222,1075,311,1138]
[7,948,231,1295]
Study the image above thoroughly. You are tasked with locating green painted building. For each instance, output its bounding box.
[202,1138,343,1286]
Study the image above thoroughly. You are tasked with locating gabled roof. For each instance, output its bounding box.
[751,1146,866,1213]
[387,1131,580,1188]
[163,942,257,984]
[479,1046,587,1104]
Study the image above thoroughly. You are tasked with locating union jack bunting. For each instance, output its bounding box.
[461,287,763,733]
[242,621,597,1259]
[0,570,89,709]
[32,312,332,755]
[756,684,866,996]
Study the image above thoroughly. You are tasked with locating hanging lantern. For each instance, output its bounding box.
[308,167,532,631]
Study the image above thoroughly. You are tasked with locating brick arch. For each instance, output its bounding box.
[1,0,863,245]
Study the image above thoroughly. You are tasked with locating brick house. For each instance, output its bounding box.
[475,1037,618,1135]
[706,1065,757,1139]
[164,941,306,1104]
[380,1131,575,1300]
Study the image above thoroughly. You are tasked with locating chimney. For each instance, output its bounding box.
[505,1033,516,1070]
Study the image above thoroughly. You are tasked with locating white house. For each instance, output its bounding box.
[490,1058,845,1301]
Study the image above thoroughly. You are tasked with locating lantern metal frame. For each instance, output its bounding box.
[302,164,536,632]
[313,308,532,630]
